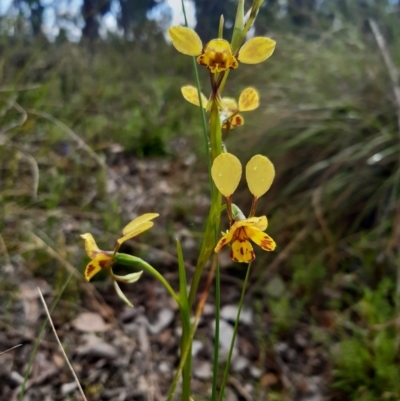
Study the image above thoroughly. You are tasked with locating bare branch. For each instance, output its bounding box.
[37,287,88,401]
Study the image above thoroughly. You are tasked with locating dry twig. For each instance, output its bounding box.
[0,344,22,355]
[37,287,88,401]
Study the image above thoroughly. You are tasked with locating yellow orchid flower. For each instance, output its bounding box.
[181,86,259,129]
[211,153,276,263]
[168,26,276,73]
[220,87,260,129]
[81,213,159,306]
[81,233,114,281]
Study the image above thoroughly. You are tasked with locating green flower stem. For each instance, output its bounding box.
[188,191,222,309]
[188,101,223,310]
[209,99,224,399]
[176,239,192,401]
[218,262,252,401]
[166,301,201,401]
[218,71,230,95]
[167,255,218,401]
[209,100,223,161]
[211,262,221,400]
[180,305,192,401]
[115,253,180,305]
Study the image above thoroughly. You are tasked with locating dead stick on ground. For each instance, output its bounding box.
[0,344,22,355]
[37,287,88,401]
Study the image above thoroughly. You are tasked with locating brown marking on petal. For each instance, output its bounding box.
[234,227,249,243]
[240,247,244,255]
[197,55,206,66]
[99,259,109,268]
[230,249,239,262]
[261,238,274,250]
[86,264,96,280]
[230,59,239,69]
[235,116,242,125]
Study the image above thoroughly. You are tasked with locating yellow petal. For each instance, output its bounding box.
[215,228,236,252]
[197,39,238,73]
[118,213,159,245]
[181,85,208,108]
[236,216,268,231]
[168,26,203,56]
[221,97,238,114]
[84,261,103,281]
[122,213,159,236]
[222,114,244,129]
[81,233,101,259]
[211,153,242,197]
[238,87,259,111]
[246,155,275,198]
[245,226,276,251]
[237,37,276,64]
[231,239,255,263]
[118,221,154,245]
[230,114,244,127]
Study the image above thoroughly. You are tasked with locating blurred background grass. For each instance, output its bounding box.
[2,0,400,399]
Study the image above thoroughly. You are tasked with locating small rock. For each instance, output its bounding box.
[148,308,174,334]
[192,340,203,357]
[79,339,118,359]
[295,333,308,348]
[231,355,249,372]
[72,312,109,332]
[90,342,118,359]
[211,320,238,360]
[250,365,262,378]
[183,154,196,166]
[261,372,279,386]
[221,305,253,325]
[202,303,215,316]
[212,320,233,348]
[222,387,239,401]
[9,371,24,385]
[193,361,213,380]
[274,342,288,355]
[61,382,77,396]
[158,361,171,373]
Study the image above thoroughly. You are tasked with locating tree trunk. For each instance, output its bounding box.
[81,0,99,39]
